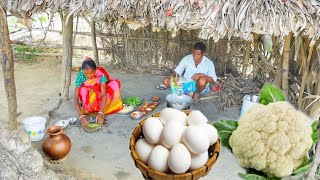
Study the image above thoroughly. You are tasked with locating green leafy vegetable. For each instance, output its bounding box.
[311,121,319,145]
[238,173,280,180]
[123,97,142,107]
[213,120,238,148]
[259,83,286,105]
[87,123,101,128]
[292,159,313,175]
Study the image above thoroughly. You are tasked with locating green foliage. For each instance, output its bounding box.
[292,159,313,175]
[259,83,286,105]
[14,45,40,64]
[311,121,319,145]
[238,173,280,180]
[213,119,238,148]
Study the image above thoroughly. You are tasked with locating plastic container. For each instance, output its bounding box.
[23,117,47,141]
[240,95,259,117]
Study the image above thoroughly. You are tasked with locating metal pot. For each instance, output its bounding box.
[165,94,193,110]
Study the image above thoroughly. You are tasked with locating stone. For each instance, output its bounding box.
[0,130,60,180]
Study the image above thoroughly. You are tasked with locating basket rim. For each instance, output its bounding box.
[129,110,221,178]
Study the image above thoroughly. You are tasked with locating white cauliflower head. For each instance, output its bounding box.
[229,101,313,178]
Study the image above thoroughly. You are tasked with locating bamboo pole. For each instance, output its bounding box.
[252,33,259,79]
[61,13,73,100]
[90,20,99,65]
[242,40,251,78]
[273,36,282,87]
[281,32,293,97]
[0,8,17,131]
[298,41,315,109]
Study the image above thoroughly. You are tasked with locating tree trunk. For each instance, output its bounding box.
[90,20,99,66]
[281,32,293,97]
[61,13,73,100]
[273,36,282,88]
[252,33,259,79]
[0,8,18,131]
[242,40,251,78]
[73,16,79,46]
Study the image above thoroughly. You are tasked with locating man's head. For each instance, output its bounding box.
[192,42,206,62]
[82,59,97,79]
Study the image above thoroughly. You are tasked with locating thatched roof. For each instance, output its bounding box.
[1,0,320,41]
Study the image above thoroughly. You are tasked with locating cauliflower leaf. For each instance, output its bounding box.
[213,119,238,148]
[292,159,312,175]
[259,83,286,105]
[311,121,319,145]
[239,172,280,180]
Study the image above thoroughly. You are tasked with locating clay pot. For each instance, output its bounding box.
[42,126,71,160]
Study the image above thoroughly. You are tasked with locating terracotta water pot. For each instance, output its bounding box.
[42,126,71,160]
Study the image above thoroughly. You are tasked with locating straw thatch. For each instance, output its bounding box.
[1,0,320,41]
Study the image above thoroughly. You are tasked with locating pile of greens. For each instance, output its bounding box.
[123,97,142,107]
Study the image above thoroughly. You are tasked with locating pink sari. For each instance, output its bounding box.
[78,67,123,115]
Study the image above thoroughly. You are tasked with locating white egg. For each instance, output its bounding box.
[183,125,209,154]
[189,152,209,171]
[148,145,170,173]
[200,123,218,145]
[161,122,185,149]
[159,108,184,125]
[168,143,191,174]
[135,138,155,164]
[187,110,208,125]
[143,117,163,144]
[174,111,188,126]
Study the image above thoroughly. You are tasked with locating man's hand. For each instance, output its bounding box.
[192,73,206,80]
[173,77,179,85]
[96,113,104,124]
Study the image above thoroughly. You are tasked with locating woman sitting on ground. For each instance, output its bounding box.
[74,58,123,126]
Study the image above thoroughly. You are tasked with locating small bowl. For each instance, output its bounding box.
[149,105,157,109]
[142,105,148,109]
[146,108,153,112]
[131,111,143,120]
[138,108,146,112]
[152,102,159,106]
[143,102,150,106]
[151,96,160,101]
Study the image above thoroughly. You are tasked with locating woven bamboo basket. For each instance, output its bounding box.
[129,110,221,180]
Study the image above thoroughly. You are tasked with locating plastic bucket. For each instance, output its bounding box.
[240,95,259,117]
[23,117,47,141]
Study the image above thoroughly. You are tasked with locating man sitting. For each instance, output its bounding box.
[163,42,218,103]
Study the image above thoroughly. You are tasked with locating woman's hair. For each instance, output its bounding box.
[81,59,97,70]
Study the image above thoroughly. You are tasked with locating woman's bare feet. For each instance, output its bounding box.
[193,92,200,103]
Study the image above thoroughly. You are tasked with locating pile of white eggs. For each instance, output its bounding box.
[135,108,218,174]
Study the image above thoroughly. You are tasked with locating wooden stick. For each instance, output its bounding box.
[252,33,259,79]
[0,7,18,131]
[282,32,293,97]
[61,13,73,100]
[298,41,314,109]
[242,40,251,78]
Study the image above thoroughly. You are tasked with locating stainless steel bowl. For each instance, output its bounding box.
[165,94,193,110]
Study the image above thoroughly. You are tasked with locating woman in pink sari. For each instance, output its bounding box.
[74,59,123,126]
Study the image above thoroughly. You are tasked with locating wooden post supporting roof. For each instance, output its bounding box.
[61,13,73,100]
[0,8,17,131]
[282,32,293,97]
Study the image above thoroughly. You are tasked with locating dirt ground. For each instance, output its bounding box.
[0,60,245,179]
